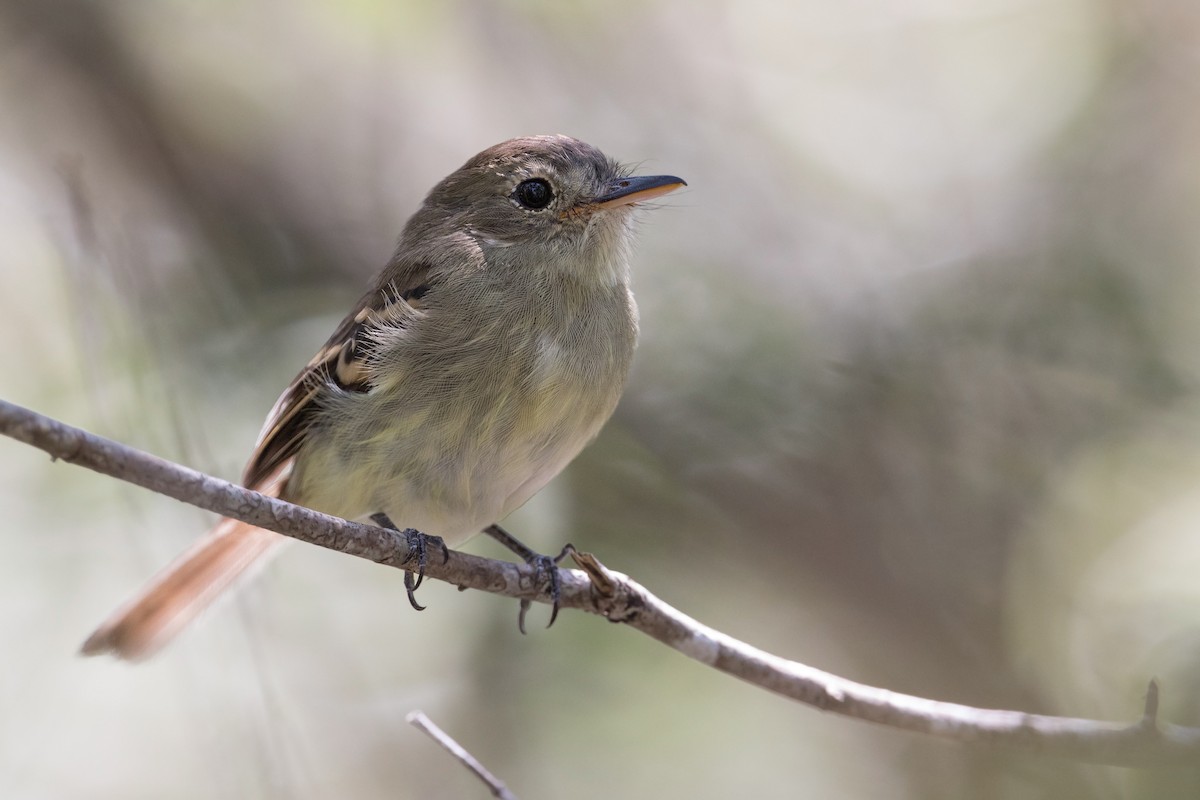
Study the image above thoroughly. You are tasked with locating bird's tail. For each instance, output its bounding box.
[81,474,290,661]
[80,518,285,661]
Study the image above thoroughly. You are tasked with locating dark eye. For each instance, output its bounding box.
[513,178,554,210]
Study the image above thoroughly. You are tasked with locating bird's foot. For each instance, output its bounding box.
[482,523,571,633]
[371,512,449,611]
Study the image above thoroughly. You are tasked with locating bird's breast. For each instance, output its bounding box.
[291,284,637,545]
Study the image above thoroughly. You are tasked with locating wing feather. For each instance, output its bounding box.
[241,266,432,488]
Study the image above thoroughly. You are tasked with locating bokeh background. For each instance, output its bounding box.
[3,0,1200,797]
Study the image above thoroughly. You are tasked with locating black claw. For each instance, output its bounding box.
[402,527,447,594]
[518,599,532,635]
[544,544,573,629]
[407,529,428,591]
[515,556,561,633]
[527,553,563,630]
[371,512,442,612]
[482,524,571,632]
[404,570,426,611]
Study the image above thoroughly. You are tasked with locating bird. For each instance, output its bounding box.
[81,134,685,660]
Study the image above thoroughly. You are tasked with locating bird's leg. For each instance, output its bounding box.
[371,512,449,611]
[482,523,572,633]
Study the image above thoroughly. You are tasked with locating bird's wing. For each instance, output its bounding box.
[241,264,433,488]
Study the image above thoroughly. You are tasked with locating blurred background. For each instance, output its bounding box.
[2,0,1199,797]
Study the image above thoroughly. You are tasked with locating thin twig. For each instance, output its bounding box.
[3,397,1200,768]
[1143,680,1160,727]
[407,711,517,800]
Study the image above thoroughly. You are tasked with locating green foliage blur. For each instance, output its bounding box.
[2,0,1199,797]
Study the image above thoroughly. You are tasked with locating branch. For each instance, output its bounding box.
[407,711,518,800]
[3,397,1198,767]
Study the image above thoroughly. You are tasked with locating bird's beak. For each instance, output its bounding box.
[593,174,687,209]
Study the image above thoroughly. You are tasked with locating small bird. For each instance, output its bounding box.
[81,135,685,660]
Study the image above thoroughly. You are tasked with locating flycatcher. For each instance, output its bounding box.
[82,135,685,660]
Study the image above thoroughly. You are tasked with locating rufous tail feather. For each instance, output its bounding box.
[81,469,291,661]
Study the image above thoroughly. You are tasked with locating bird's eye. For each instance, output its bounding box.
[513,178,554,210]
